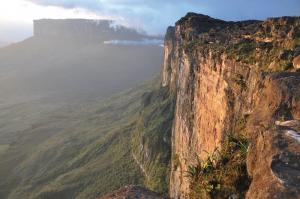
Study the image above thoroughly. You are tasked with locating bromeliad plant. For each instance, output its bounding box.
[187,133,250,199]
[186,149,222,194]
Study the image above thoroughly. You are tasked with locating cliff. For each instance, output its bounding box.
[162,13,300,198]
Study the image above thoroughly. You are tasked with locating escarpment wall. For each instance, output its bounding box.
[163,13,300,199]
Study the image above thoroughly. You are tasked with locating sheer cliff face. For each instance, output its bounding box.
[162,13,300,198]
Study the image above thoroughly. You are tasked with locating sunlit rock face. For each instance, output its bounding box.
[246,72,300,199]
[162,13,300,198]
[161,26,176,88]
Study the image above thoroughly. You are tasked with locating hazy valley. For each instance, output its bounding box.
[0,19,168,198]
[0,5,300,199]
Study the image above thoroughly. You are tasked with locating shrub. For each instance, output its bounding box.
[187,134,251,199]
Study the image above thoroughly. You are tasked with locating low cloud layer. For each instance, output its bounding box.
[104,39,164,46]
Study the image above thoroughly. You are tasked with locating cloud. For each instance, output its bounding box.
[28,0,103,10]
[26,0,300,35]
[2,0,300,42]
[103,38,164,46]
[0,0,112,42]
[26,0,205,34]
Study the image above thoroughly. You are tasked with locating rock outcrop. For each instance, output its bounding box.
[162,13,300,198]
[246,72,300,198]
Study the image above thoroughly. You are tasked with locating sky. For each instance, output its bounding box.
[0,0,300,43]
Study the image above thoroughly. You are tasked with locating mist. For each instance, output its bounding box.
[0,18,165,198]
[0,19,163,106]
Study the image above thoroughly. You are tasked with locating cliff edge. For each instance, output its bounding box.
[162,13,300,199]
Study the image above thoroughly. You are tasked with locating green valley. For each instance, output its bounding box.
[0,77,173,199]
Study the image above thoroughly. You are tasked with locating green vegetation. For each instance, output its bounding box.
[187,133,251,199]
[226,39,257,65]
[0,77,173,199]
[132,85,175,194]
[0,144,9,156]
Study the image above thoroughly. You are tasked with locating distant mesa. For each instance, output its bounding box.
[33,19,161,42]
